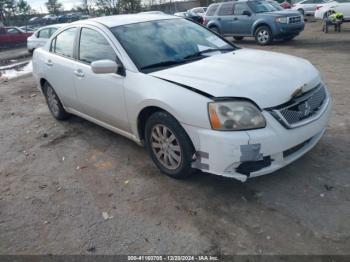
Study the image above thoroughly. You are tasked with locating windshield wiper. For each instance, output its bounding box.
[184,48,234,59]
[140,59,187,70]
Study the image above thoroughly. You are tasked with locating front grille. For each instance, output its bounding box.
[269,84,328,128]
[288,16,302,24]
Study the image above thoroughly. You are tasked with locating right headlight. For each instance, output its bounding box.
[276,17,288,24]
[208,100,266,131]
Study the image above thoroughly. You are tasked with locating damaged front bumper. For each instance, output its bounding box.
[183,99,331,182]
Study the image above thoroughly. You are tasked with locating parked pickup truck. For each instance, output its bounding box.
[0,27,32,48]
[204,0,304,45]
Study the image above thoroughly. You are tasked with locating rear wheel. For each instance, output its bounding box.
[255,26,272,45]
[145,111,195,179]
[209,26,220,34]
[43,82,70,120]
[298,9,304,15]
[233,36,244,41]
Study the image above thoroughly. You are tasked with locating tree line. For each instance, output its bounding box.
[0,0,143,26]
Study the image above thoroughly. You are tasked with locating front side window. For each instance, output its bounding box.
[111,18,235,72]
[248,1,279,13]
[78,28,116,64]
[38,28,50,38]
[218,2,234,16]
[234,3,250,15]
[53,27,77,58]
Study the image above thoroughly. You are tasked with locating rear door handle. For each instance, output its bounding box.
[74,69,85,78]
[45,59,53,67]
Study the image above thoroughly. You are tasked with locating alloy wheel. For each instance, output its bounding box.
[150,124,182,170]
[46,86,60,117]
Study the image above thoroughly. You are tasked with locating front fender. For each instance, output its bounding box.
[124,71,212,140]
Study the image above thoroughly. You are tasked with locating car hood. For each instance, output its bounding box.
[150,49,321,108]
[261,10,302,16]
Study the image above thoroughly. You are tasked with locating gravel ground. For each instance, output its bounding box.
[0,21,349,255]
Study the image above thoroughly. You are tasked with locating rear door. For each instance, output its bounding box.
[232,2,254,35]
[44,27,78,108]
[216,2,235,35]
[35,28,51,48]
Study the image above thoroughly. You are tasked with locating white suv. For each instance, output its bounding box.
[32,14,331,182]
[315,0,350,19]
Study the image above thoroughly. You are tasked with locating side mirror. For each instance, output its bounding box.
[242,10,251,16]
[91,60,119,74]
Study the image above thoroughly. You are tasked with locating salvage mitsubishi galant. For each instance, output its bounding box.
[32,14,331,182]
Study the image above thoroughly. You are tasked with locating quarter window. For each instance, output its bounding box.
[218,2,234,16]
[78,28,116,64]
[52,27,77,58]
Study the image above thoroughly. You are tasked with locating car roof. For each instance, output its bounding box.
[74,14,179,28]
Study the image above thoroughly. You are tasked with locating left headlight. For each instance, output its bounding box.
[276,17,288,24]
[208,101,266,131]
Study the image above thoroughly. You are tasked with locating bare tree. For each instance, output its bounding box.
[45,0,63,15]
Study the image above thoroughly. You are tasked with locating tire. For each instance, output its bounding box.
[145,111,195,179]
[298,9,304,15]
[233,36,244,41]
[43,82,70,120]
[255,26,272,45]
[209,26,220,34]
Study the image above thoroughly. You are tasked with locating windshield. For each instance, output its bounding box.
[248,1,280,13]
[111,18,235,72]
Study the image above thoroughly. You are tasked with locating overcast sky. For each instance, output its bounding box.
[27,0,83,12]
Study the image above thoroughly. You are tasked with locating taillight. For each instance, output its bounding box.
[316,5,323,10]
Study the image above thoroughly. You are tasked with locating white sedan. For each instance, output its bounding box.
[27,24,65,53]
[32,14,331,182]
[314,0,350,19]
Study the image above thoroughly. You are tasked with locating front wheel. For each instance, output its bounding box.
[209,26,220,34]
[145,111,195,179]
[255,26,272,45]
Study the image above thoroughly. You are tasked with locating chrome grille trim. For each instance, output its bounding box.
[288,16,302,24]
[268,84,330,129]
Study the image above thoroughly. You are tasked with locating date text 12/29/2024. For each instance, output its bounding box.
[128,256,219,261]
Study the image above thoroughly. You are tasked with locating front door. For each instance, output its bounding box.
[72,26,129,132]
[232,2,254,35]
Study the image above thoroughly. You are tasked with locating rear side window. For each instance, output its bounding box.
[52,27,77,58]
[218,2,234,16]
[78,28,116,64]
[38,28,50,38]
[206,4,219,16]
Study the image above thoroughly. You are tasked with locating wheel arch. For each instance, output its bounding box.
[136,104,196,153]
[252,22,272,35]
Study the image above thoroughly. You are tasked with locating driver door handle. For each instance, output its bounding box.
[45,59,53,67]
[74,69,85,78]
[233,17,238,20]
